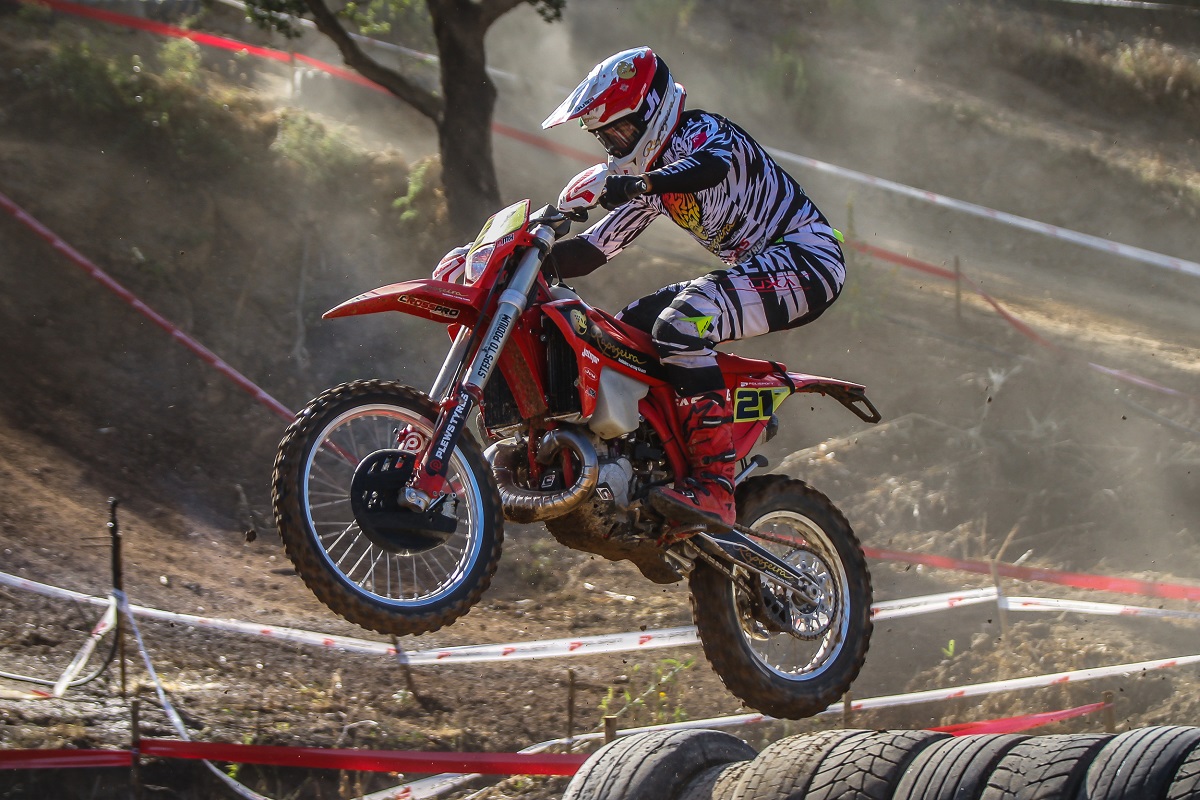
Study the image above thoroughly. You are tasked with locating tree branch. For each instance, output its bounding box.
[478,0,527,28]
[301,0,444,122]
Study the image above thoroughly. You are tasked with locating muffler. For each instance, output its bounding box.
[484,429,599,523]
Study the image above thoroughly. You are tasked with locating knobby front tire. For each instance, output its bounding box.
[271,380,503,636]
[689,475,873,719]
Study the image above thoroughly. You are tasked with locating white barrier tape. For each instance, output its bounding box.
[1003,595,1200,620]
[768,149,1200,280]
[0,687,53,700]
[871,587,998,620]
[0,571,101,605]
[396,626,699,665]
[52,597,117,697]
[2,570,1005,665]
[1043,0,1200,11]
[835,652,1200,714]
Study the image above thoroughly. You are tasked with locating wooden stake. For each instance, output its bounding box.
[1102,690,1116,733]
[603,715,618,744]
[567,669,576,744]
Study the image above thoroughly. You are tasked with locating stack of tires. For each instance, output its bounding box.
[562,726,1200,799]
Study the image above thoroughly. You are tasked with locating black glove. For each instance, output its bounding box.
[600,175,649,211]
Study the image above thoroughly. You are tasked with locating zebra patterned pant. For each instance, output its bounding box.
[617,226,845,396]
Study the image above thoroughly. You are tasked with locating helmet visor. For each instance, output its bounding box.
[592,117,644,158]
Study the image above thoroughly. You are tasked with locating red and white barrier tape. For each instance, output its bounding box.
[0,571,1025,666]
[0,189,295,423]
[839,652,1200,714]
[771,150,1200,280]
[871,587,998,620]
[846,242,1196,400]
[4,568,1198,671]
[52,596,118,697]
[1003,595,1200,620]
[0,687,53,700]
[863,546,1200,601]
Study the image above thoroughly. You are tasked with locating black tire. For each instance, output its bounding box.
[689,475,873,719]
[980,734,1110,800]
[893,734,1029,800]
[561,729,757,800]
[271,380,503,635]
[1167,741,1200,800]
[730,729,873,800]
[1081,726,1200,800]
[806,729,951,800]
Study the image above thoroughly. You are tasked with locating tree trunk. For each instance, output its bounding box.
[430,3,502,238]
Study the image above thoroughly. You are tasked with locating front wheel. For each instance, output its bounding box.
[271,380,503,635]
[689,474,872,719]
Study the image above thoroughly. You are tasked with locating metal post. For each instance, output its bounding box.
[109,498,127,700]
[1102,690,1116,733]
[842,693,853,728]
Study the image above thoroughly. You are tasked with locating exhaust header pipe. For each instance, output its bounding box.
[484,429,599,524]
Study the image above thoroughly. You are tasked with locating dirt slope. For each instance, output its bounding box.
[1,1,1199,798]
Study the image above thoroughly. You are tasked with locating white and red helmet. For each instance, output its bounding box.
[542,47,685,176]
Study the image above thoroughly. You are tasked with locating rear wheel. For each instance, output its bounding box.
[272,380,502,635]
[689,475,873,719]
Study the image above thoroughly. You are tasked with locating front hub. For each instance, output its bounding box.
[349,449,457,553]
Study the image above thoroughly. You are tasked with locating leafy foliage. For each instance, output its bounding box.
[270,108,365,187]
[25,35,260,164]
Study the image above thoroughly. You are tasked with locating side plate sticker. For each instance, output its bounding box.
[734,387,790,421]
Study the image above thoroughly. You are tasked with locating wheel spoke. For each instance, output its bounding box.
[741,513,849,679]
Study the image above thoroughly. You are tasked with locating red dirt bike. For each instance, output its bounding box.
[272,165,881,718]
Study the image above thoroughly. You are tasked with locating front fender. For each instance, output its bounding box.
[322,279,484,325]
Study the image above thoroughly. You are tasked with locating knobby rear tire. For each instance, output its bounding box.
[689,475,873,719]
[271,380,503,636]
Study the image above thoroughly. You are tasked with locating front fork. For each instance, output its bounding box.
[403,225,556,510]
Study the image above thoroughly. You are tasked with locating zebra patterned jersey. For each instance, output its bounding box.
[578,110,829,266]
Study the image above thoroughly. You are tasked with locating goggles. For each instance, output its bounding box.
[592,117,644,158]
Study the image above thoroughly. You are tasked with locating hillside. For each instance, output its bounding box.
[1,0,1199,798]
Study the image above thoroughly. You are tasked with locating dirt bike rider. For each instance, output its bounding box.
[529,46,846,533]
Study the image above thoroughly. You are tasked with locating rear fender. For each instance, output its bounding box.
[787,372,882,424]
[322,279,484,326]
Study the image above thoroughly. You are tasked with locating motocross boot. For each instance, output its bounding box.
[649,390,738,533]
